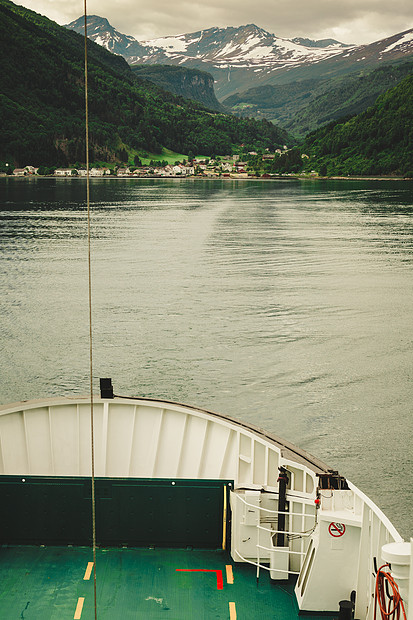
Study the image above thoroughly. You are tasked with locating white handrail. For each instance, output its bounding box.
[257,524,315,538]
[236,493,315,517]
[235,547,301,576]
[257,543,305,557]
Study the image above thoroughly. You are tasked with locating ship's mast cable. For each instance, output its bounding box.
[84,3,98,619]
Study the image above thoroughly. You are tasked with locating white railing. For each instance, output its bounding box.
[231,491,317,579]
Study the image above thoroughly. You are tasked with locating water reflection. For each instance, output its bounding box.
[0,177,412,538]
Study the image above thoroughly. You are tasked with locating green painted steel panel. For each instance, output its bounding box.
[0,477,232,548]
[0,477,92,545]
[0,546,338,619]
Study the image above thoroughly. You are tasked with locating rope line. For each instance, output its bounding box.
[374,564,407,620]
[83,3,98,619]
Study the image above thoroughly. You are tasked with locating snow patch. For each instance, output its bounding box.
[382,31,413,53]
[219,42,239,56]
[94,36,108,47]
[237,45,276,60]
[143,35,188,52]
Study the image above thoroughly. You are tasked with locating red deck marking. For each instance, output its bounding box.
[176,569,224,590]
[328,522,346,537]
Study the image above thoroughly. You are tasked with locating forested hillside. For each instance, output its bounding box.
[285,61,413,136]
[224,62,413,137]
[0,0,290,167]
[301,74,413,176]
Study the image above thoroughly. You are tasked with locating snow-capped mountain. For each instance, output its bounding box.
[65,17,413,99]
[65,18,351,69]
[135,24,351,68]
[65,15,148,58]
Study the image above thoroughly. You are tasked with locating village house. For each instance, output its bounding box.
[90,168,104,176]
[221,162,233,173]
[76,167,112,176]
[162,165,174,176]
[235,162,248,173]
[230,171,249,179]
[13,168,26,176]
[54,168,75,177]
[117,168,130,177]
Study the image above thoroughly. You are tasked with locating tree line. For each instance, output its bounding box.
[0,0,291,167]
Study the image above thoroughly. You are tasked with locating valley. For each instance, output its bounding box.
[0,0,411,178]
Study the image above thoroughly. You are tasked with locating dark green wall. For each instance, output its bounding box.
[0,477,232,548]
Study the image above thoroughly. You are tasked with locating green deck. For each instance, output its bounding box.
[0,545,337,619]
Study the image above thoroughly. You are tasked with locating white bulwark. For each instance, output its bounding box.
[0,395,410,619]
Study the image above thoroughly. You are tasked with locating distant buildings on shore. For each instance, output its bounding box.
[5,149,299,179]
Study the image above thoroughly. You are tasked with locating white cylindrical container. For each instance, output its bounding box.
[382,541,411,604]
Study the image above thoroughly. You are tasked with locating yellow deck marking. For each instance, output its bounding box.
[226,564,234,584]
[74,597,85,619]
[229,601,237,619]
[222,485,227,550]
[83,561,94,580]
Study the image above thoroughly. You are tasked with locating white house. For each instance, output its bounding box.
[54,169,75,177]
[221,162,233,172]
[117,168,131,177]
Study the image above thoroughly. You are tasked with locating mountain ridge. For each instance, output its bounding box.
[65,16,413,99]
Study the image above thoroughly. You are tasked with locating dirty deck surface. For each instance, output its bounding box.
[0,545,337,619]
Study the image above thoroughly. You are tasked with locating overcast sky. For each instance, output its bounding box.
[15,0,412,45]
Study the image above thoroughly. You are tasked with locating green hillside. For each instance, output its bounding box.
[223,79,321,125]
[301,74,413,176]
[0,0,291,167]
[223,62,413,138]
[285,61,413,137]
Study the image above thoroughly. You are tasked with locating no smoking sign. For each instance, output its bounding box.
[328,522,346,537]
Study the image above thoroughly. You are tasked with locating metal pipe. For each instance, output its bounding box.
[276,467,289,547]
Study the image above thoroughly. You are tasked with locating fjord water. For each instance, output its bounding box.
[1,177,412,537]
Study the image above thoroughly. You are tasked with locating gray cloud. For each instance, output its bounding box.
[16,0,413,44]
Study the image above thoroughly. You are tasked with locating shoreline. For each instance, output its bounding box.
[1,174,411,182]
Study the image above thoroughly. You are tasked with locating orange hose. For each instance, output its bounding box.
[374,564,407,620]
